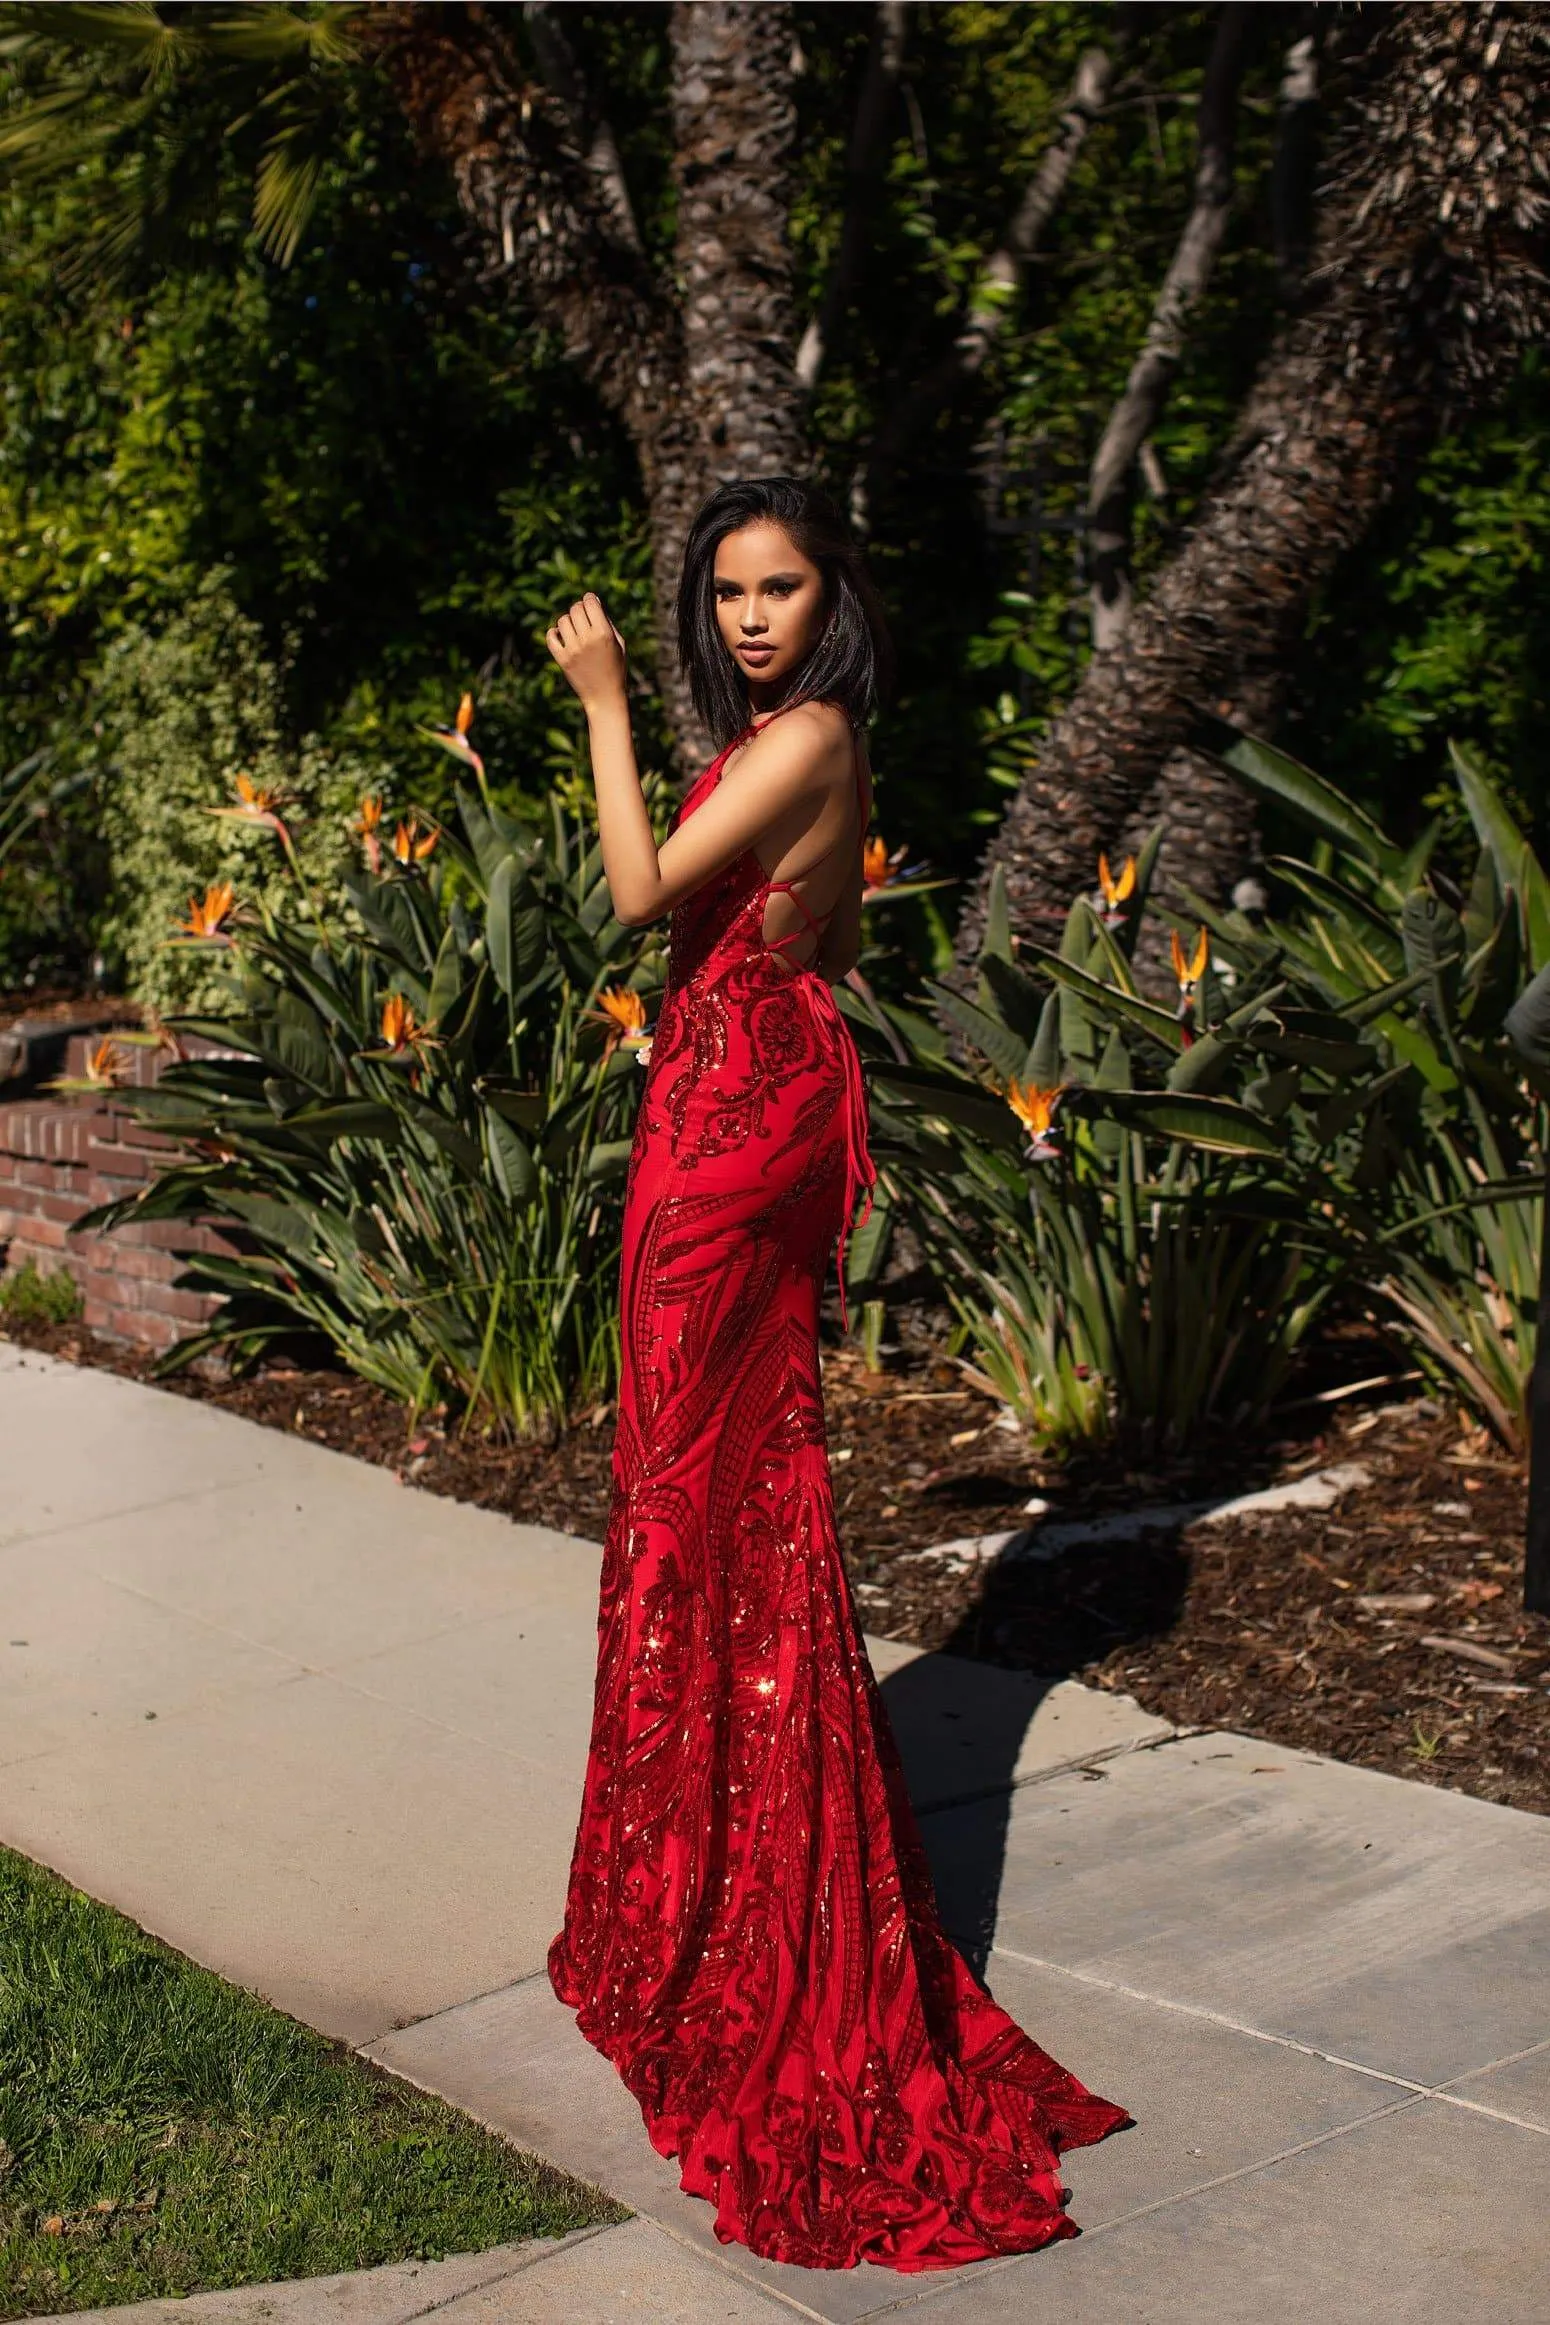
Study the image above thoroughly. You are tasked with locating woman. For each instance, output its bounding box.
[543,476,1130,2274]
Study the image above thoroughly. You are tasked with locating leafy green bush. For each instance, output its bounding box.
[1192,723,1547,1448]
[80,726,665,1441]
[868,838,1400,1452]
[93,572,378,1014]
[860,721,1549,1454]
[0,1260,84,1326]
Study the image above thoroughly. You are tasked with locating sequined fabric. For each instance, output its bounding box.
[547,721,1132,2273]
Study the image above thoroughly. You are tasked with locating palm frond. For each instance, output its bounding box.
[252,123,327,266]
[199,7,362,69]
[0,1,358,281]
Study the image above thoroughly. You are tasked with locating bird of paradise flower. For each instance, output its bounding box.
[391,811,439,867]
[586,984,655,1065]
[1171,927,1210,1046]
[172,880,239,944]
[359,992,441,1088]
[351,795,385,874]
[861,832,950,900]
[208,772,294,844]
[424,692,486,798]
[46,1036,133,1096]
[1094,853,1137,927]
[1006,1077,1065,1161]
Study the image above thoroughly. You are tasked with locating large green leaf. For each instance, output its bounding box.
[483,1107,538,1206]
[1267,858,1406,961]
[270,990,342,1095]
[869,1062,1024,1145]
[583,1138,635,1183]
[1400,888,1463,1026]
[287,1101,400,1146]
[1021,943,1185,1053]
[978,950,1050,1046]
[1450,741,1550,972]
[981,860,1013,965]
[1192,716,1402,873]
[1505,961,1550,1071]
[486,855,548,997]
[923,979,1029,1083]
[1077,1087,1282,1155]
[1166,1031,1242,1094]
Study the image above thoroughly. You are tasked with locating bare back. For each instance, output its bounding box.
[716,704,870,979]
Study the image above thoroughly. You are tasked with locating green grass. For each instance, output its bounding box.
[0,1264,83,1327]
[0,1846,626,2317]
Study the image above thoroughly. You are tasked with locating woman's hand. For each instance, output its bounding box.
[545,592,628,714]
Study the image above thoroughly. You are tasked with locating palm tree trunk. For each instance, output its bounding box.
[953,1,1550,973]
[1087,3,1252,651]
[377,1,806,777]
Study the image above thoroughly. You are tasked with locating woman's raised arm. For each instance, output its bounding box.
[546,592,847,928]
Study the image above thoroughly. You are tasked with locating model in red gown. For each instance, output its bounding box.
[548,700,1131,2272]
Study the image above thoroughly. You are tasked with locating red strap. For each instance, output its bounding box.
[789,973,876,1333]
[764,881,834,942]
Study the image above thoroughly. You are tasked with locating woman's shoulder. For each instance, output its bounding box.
[738,698,855,800]
[779,696,856,769]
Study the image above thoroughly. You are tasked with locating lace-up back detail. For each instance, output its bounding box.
[667,703,866,980]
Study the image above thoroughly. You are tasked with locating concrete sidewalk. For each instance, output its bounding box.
[3,1342,1547,2322]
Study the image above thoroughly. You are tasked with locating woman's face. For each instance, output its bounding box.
[712,521,826,697]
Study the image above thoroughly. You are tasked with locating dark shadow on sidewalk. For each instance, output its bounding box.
[877,1654,1058,1977]
[876,1526,1191,1980]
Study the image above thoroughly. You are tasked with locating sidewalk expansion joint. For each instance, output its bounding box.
[986,1944,1550,2130]
[849,2096,1432,2320]
[913,1720,1210,1821]
[396,2222,622,2318]
[357,1961,554,2051]
[0,1468,273,1557]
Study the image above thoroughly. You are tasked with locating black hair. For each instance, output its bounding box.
[675,475,895,750]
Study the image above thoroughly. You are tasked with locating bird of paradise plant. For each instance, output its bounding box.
[1189,717,1550,1450]
[79,711,675,1444]
[866,847,1382,1450]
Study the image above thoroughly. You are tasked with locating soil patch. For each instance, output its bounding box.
[5,1312,1545,1817]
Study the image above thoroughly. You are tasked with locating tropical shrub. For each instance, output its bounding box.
[862,835,1415,1452]
[1188,723,1548,1448]
[80,721,666,1441]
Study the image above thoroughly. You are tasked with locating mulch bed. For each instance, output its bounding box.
[4,1309,1546,1818]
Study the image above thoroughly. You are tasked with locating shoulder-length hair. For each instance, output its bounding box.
[675,476,895,750]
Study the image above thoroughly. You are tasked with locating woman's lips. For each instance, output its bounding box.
[739,644,776,662]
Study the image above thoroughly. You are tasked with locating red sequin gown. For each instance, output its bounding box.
[548,709,1131,2272]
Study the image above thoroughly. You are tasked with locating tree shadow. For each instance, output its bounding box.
[877,1525,1192,1979]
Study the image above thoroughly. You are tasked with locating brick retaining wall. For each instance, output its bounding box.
[0,1029,231,1353]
